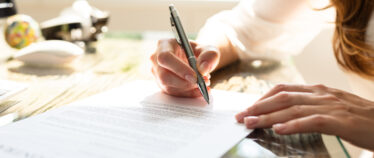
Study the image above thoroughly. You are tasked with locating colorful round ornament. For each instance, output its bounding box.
[4,14,40,49]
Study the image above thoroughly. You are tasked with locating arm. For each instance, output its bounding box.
[150,0,312,97]
[195,0,310,71]
[253,0,310,23]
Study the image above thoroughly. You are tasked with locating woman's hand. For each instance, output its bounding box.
[236,84,374,151]
[150,38,219,97]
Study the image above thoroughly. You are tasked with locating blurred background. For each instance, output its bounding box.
[5,0,353,104]
[19,0,238,32]
[16,0,353,98]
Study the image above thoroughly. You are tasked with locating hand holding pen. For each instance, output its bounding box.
[150,5,220,101]
[150,37,219,99]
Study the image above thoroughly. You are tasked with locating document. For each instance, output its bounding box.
[0,81,259,158]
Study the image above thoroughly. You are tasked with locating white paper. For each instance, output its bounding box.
[0,80,259,158]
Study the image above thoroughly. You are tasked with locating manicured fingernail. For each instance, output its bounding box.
[199,61,209,73]
[207,74,211,79]
[235,110,248,123]
[244,116,259,128]
[204,79,211,86]
[235,112,244,122]
[185,75,196,83]
[273,123,286,133]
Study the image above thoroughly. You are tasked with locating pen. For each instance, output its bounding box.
[169,4,210,104]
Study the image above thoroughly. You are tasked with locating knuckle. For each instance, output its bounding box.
[274,84,287,92]
[276,92,292,103]
[311,115,328,128]
[157,51,172,64]
[202,49,219,58]
[331,90,345,98]
[333,104,352,113]
[290,106,304,118]
[167,38,177,43]
[323,94,340,102]
[150,54,157,63]
[345,115,358,126]
[157,38,172,45]
[312,84,328,91]
[157,40,163,45]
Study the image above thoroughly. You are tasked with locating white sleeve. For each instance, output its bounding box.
[200,0,328,60]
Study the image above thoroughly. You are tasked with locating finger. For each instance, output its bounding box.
[156,38,179,56]
[196,46,219,75]
[244,105,329,129]
[156,39,197,83]
[157,48,197,84]
[258,84,314,101]
[153,72,200,98]
[150,53,157,66]
[236,92,330,123]
[154,66,197,89]
[272,114,342,135]
[189,40,198,52]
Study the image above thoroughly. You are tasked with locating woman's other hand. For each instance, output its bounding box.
[150,38,219,97]
[236,84,374,151]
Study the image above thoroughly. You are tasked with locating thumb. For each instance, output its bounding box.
[197,47,219,76]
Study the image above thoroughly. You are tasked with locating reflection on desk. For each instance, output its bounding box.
[223,129,334,158]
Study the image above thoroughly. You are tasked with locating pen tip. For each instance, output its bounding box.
[204,95,210,104]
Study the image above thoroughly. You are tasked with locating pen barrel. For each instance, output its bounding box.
[187,56,199,74]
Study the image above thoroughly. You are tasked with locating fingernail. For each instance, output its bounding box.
[205,80,211,86]
[185,75,196,83]
[244,116,259,128]
[273,123,286,133]
[235,110,248,123]
[199,61,209,73]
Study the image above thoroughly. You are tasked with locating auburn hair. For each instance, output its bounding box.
[330,0,374,78]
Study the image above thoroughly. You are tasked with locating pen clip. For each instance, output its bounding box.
[170,16,182,44]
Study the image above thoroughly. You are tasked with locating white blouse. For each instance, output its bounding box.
[201,0,374,101]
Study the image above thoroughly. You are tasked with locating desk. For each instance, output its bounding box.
[0,33,349,158]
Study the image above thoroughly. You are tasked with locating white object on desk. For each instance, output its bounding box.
[0,80,27,104]
[0,80,258,158]
[14,40,84,67]
[0,113,18,127]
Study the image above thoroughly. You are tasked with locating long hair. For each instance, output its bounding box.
[331,0,374,78]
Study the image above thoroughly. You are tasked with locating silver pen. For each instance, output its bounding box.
[169,4,210,104]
